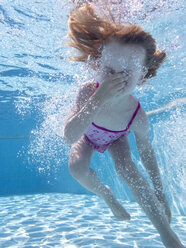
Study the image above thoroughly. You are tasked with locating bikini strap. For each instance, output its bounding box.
[96,81,99,88]
[126,99,141,130]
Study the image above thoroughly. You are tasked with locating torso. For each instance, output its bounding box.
[88,82,142,132]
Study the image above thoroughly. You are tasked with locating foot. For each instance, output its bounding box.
[103,186,131,221]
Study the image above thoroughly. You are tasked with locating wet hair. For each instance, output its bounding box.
[67,4,166,82]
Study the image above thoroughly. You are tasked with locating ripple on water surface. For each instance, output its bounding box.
[0,193,185,248]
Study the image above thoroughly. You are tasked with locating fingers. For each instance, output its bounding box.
[114,77,128,86]
[111,71,131,82]
[112,72,124,79]
[115,81,128,94]
[110,74,125,84]
[104,72,128,91]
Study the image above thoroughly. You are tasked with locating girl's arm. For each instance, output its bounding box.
[133,109,165,199]
[63,82,105,144]
[133,108,171,223]
[63,73,126,144]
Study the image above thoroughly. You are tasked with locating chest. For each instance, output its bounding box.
[93,103,135,131]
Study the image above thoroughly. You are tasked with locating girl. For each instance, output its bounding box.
[63,4,185,248]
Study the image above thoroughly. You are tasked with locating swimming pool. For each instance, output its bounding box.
[0,0,185,247]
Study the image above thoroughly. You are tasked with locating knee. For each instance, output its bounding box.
[68,159,88,180]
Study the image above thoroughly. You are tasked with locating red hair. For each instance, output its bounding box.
[68,4,166,82]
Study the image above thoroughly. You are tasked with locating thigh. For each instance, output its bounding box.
[108,135,133,165]
[108,136,141,183]
[69,135,95,167]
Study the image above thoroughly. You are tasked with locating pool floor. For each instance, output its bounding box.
[0,193,185,248]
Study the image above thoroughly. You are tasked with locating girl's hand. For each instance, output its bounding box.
[95,71,129,103]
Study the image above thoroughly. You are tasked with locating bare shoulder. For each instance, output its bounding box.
[130,102,149,137]
[77,81,97,106]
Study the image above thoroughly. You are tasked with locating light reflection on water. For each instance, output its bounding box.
[0,193,185,247]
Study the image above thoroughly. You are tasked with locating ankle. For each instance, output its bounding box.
[161,229,183,248]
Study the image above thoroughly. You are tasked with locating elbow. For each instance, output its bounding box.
[63,135,74,145]
[62,125,78,145]
[62,129,73,145]
[62,135,72,145]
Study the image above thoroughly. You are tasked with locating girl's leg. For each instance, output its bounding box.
[68,136,131,220]
[108,137,184,248]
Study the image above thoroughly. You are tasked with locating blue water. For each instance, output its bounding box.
[0,0,185,247]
